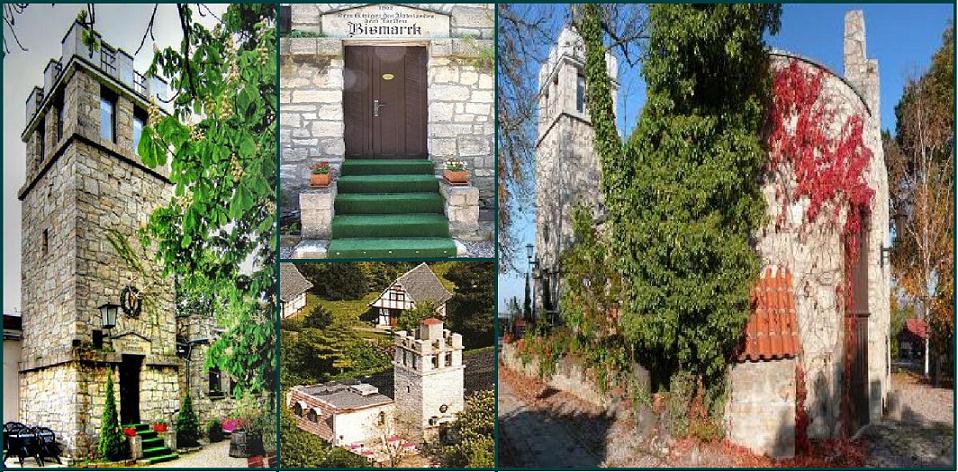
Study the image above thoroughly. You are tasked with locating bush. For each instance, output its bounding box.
[176,393,201,447]
[207,418,224,443]
[430,390,495,468]
[97,374,128,461]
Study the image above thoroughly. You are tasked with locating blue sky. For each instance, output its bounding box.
[498,3,955,311]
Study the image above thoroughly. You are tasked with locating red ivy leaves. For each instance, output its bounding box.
[767,59,875,307]
[768,59,876,439]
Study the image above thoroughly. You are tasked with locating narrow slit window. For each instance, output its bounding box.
[576,73,586,113]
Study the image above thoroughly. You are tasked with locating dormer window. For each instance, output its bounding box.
[37,123,45,161]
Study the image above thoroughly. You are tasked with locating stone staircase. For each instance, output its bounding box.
[327,157,458,258]
[124,423,178,465]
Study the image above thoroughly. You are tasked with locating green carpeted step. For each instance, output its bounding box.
[327,238,457,259]
[346,154,426,160]
[137,430,158,440]
[142,446,173,458]
[341,159,435,176]
[142,437,164,448]
[332,214,450,239]
[335,193,444,215]
[145,454,179,465]
[338,175,438,194]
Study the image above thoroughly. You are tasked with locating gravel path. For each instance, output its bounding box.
[146,440,248,468]
[861,372,955,468]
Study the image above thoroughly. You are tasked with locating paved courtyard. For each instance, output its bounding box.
[3,439,248,469]
[499,364,955,468]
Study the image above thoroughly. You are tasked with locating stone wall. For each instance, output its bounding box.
[499,343,610,408]
[759,50,889,438]
[726,359,797,458]
[179,342,238,428]
[279,3,495,214]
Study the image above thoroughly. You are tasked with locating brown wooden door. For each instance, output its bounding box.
[344,46,427,158]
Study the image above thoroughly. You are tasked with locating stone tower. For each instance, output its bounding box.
[392,318,464,438]
[17,20,178,457]
[534,25,617,317]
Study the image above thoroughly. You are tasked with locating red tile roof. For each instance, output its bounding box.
[421,317,443,326]
[737,267,799,362]
[902,318,928,340]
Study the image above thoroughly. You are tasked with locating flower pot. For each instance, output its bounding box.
[229,429,264,458]
[310,173,331,187]
[443,169,468,185]
[152,424,168,433]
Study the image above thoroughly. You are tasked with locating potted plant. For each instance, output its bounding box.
[207,418,224,443]
[123,427,137,438]
[309,162,331,187]
[229,398,265,459]
[151,421,168,433]
[443,158,468,185]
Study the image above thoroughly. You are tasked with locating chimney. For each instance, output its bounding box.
[843,10,880,122]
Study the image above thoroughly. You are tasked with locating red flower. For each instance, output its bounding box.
[123,428,137,437]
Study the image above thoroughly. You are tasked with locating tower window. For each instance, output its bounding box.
[42,229,49,255]
[55,93,65,142]
[100,87,117,143]
[133,107,147,152]
[576,73,586,113]
[445,353,452,367]
[432,356,439,369]
[406,385,411,394]
[37,123,46,161]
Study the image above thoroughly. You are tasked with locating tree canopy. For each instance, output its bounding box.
[579,3,780,383]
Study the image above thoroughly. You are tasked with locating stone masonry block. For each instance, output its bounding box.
[300,185,336,239]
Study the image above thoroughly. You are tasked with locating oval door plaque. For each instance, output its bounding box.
[382,73,395,81]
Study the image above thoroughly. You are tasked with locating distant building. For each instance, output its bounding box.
[897,318,927,359]
[288,318,464,446]
[4,313,22,423]
[280,263,313,319]
[369,263,452,328]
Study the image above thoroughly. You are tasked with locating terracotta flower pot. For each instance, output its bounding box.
[310,173,331,187]
[152,423,168,433]
[444,169,468,185]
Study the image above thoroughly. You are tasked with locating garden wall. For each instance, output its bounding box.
[499,342,610,408]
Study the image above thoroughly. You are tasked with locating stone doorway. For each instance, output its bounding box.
[119,354,143,425]
[343,45,428,157]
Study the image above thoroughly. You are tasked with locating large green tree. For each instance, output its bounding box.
[445,262,495,348]
[886,23,954,379]
[137,4,276,395]
[579,4,780,384]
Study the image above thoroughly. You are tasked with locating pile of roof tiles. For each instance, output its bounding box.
[737,266,800,362]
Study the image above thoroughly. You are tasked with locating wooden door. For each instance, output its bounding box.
[849,314,870,432]
[344,46,428,158]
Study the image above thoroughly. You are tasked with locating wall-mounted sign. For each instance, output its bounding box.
[322,4,450,39]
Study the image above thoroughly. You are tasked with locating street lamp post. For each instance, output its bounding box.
[526,243,536,326]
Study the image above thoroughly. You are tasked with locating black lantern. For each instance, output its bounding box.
[99,302,119,329]
[525,243,534,264]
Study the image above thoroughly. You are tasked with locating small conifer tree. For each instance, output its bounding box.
[176,393,201,447]
[97,373,128,461]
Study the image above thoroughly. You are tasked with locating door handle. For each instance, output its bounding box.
[373,99,386,117]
